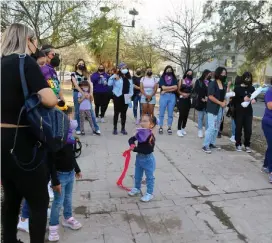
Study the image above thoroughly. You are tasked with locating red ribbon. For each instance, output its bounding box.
[116,147,134,191]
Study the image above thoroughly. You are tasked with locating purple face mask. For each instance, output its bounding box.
[135,128,152,143]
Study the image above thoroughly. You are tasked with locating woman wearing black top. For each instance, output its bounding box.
[233,72,256,153]
[202,67,227,154]
[177,69,194,137]
[194,69,212,138]
[132,67,143,122]
[1,23,57,243]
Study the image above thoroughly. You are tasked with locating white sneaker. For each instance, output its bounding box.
[128,188,141,196]
[198,130,203,138]
[181,129,187,135]
[96,117,101,123]
[177,130,184,137]
[62,217,82,230]
[48,183,54,202]
[101,118,105,123]
[17,217,29,233]
[230,136,236,143]
[140,193,154,202]
[245,147,252,153]
[236,145,242,152]
[48,225,59,241]
[76,131,81,135]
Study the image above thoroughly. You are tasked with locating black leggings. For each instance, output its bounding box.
[113,95,128,130]
[93,92,110,118]
[178,98,191,130]
[1,128,49,243]
[235,112,253,147]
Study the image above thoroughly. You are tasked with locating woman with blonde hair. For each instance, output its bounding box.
[1,23,57,243]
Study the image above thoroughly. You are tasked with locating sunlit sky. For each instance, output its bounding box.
[121,0,207,31]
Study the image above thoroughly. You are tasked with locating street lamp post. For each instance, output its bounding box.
[115,8,139,67]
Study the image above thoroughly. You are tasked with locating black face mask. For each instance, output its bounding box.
[166,71,172,75]
[219,75,227,83]
[50,54,60,68]
[136,71,141,76]
[78,65,85,70]
[98,69,104,73]
[207,76,211,81]
[147,71,152,76]
[186,74,193,80]
[30,47,40,60]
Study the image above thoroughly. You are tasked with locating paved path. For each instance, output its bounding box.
[19,104,272,243]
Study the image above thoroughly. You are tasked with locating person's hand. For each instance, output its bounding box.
[161,91,166,95]
[85,93,90,99]
[228,81,232,87]
[53,184,61,194]
[129,144,136,151]
[251,99,256,104]
[220,100,227,108]
[75,172,82,179]
[201,98,206,102]
[244,96,251,102]
[183,93,189,98]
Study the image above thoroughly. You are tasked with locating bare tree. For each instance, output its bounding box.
[152,2,216,73]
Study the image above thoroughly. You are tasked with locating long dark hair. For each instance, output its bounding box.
[199,69,211,82]
[75,59,88,78]
[241,72,253,86]
[161,65,177,80]
[234,75,242,86]
[214,67,227,80]
[183,69,194,79]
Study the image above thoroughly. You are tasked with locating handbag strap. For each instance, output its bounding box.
[19,54,29,99]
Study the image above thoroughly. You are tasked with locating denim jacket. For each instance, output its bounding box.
[108,75,133,103]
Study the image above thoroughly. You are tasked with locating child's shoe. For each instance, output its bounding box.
[140,193,154,202]
[48,225,59,242]
[62,217,82,230]
[128,188,141,196]
[17,217,29,233]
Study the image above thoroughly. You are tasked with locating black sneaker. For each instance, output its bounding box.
[159,127,163,134]
[210,144,221,150]
[202,146,212,154]
[113,129,118,135]
[121,129,128,135]
[167,127,172,135]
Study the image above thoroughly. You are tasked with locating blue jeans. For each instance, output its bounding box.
[73,91,80,132]
[135,153,156,194]
[90,103,100,131]
[231,118,236,137]
[203,108,223,147]
[159,93,176,127]
[262,120,272,173]
[198,110,208,130]
[49,171,74,226]
[21,200,29,219]
[133,94,142,119]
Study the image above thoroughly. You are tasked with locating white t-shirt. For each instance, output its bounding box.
[140,77,158,89]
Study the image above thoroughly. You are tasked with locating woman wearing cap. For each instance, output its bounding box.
[108,62,133,135]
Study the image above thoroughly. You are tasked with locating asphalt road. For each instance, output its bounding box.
[253,100,266,117]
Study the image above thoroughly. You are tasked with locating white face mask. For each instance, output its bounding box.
[121,69,128,74]
[82,87,88,92]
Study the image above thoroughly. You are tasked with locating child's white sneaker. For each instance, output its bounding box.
[17,217,29,233]
[177,130,184,137]
[48,225,59,242]
[140,193,154,202]
[181,129,187,135]
[62,217,82,230]
[128,188,141,196]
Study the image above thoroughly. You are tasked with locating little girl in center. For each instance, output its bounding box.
[128,114,157,202]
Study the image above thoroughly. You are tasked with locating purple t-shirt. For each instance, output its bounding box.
[78,92,91,111]
[263,87,272,123]
[40,64,60,97]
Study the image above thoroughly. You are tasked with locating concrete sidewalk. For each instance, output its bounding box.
[19,104,272,243]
